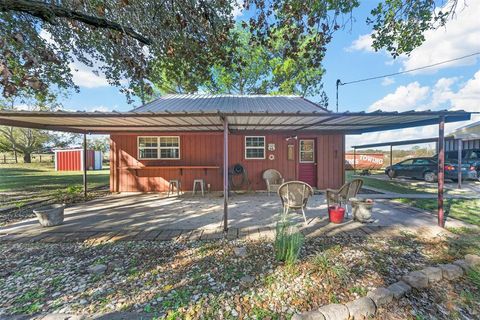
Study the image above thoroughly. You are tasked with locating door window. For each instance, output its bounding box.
[300,140,315,163]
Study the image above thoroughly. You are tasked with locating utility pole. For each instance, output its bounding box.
[336,79,343,113]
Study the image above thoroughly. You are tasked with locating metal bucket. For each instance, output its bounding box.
[351,198,374,223]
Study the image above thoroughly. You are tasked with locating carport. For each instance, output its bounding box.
[0,104,472,229]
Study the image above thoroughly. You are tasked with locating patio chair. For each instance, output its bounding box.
[326,179,363,216]
[277,181,314,224]
[263,169,285,195]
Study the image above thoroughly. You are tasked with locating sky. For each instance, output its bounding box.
[59,1,480,150]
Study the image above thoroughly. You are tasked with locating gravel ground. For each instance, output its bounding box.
[0,230,478,319]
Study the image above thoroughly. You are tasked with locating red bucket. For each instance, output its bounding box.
[328,206,345,224]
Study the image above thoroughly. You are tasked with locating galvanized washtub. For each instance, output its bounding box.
[33,204,65,227]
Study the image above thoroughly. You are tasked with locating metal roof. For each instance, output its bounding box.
[0,108,471,134]
[352,137,444,149]
[448,120,480,140]
[132,94,329,113]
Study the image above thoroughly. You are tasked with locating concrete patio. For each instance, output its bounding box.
[0,192,473,243]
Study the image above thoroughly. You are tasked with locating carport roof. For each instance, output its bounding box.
[0,95,472,134]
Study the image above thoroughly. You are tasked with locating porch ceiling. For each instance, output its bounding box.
[0,109,471,134]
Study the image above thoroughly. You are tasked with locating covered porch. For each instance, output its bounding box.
[0,192,472,243]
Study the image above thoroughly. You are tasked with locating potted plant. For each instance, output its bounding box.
[350,198,374,223]
[33,204,66,227]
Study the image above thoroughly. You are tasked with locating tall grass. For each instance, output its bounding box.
[274,216,304,265]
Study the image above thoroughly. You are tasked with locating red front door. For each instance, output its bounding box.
[298,139,317,187]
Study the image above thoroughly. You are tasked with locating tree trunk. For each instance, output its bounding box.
[23,152,31,163]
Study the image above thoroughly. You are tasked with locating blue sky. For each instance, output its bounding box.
[60,1,480,149]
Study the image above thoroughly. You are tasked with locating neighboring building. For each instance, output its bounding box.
[446,121,480,152]
[54,149,103,171]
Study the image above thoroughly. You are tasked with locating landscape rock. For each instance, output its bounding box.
[318,304,349,320]
[233,247,247,257]
[439,264,464,280]
[387,281,411,299]
[366,287,393,307]
[87,264,107,275]
[402,271,428,289]
[465,254,480,268]
[239,275,255,284]
[40,314,88,320]
[291,311,326,320]
[422,266,443,283]
[453,259,470,272]
[345,297,376,319]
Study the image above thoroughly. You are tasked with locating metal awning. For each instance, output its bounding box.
[0,110,471,134]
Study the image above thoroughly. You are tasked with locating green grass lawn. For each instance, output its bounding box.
[395,198,480,227]
[345,171,434,194]
[0,162,109,192]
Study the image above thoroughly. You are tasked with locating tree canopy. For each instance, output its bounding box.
[0,0,466,104]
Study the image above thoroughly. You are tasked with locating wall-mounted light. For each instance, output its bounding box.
[285,135,298,141]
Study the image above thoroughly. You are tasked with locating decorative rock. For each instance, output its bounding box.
[465,254,480,268]
[318,304,349,320]
[402,271,428,289]
[439,264,464,280]
[387,281,411,299]
[421,267,443,284]
[366,287,393,307]
[233,247,247,258]
[33,204,65,227]
[239,275,255,284]
[345,297,376,319]
[291,311,326,320]
[453,259,470,272]
[87,264,107,275]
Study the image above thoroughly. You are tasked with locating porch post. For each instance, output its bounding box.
[457,139,462,189]
[83,133,88,200]
[389,145,393,180]
[223,117,229,232]
[438,116,445,227]
[353,147,356,175]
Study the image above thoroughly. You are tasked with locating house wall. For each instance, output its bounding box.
[110,132,345,192]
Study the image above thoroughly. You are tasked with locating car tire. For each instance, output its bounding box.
[424,171,436,183]
[387,169,396,178]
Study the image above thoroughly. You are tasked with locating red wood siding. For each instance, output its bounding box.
[55,150,95,171]
[110,132,345,192]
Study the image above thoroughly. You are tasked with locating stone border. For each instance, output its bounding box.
[292,254,480,320]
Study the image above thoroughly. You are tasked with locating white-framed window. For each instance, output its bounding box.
[138,136,180,159]
[245,136,265,159]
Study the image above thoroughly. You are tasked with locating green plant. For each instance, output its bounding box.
[349,286,368,297]
[467,267,480,290]
[274,217,304,265]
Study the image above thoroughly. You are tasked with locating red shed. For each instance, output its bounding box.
[54,149,102,171]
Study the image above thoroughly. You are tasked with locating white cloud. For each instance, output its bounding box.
[87,105,111,112]
[347,2,480,73]
[401,1,480,73]
[232,0,243,18]
[346,33,374,52]
[70,62,110,88]
[368,82,430,112]
[381,77,395,86]
[348,70,480,149]
[449,70,480,111]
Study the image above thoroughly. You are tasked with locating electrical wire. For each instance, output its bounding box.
[339,52,480,86]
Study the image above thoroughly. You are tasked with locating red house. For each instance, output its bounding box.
[110,95,344,193]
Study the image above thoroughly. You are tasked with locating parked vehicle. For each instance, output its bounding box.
[446,149,480,179]
[385,157,477,182]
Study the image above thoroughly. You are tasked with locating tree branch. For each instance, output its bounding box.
[0,0,152,45]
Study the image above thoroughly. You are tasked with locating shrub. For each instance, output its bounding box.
[274,217,304,265]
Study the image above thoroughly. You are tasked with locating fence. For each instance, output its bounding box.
[0,153,54,164]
